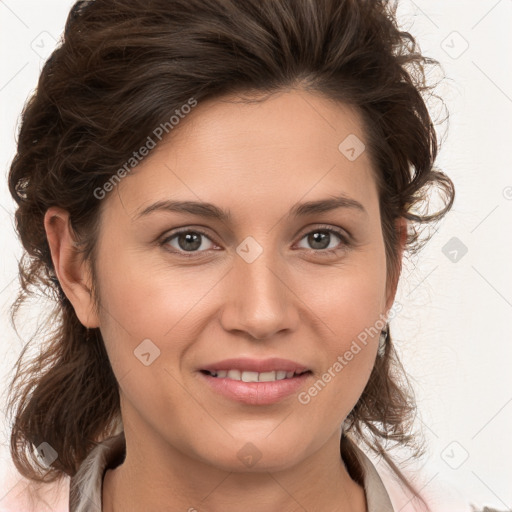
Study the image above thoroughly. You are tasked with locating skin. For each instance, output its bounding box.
[45,88,406,512]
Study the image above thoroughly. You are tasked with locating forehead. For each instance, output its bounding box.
[164,89,369,166]
[105,89,379,223]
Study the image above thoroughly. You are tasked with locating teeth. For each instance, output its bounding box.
[209,369,305,382]
[241,371,259,383]
[258,371,276,382]
[227,369,241,380]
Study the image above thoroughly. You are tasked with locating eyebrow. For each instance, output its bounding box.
[133,194,367,222]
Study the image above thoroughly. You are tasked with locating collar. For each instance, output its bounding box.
[69,431,395,511]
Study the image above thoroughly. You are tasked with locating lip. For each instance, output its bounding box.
[200,370,312,405]
[199,358,313,405]
[200,357,309,374]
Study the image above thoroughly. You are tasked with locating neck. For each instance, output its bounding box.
[102,426,367,512]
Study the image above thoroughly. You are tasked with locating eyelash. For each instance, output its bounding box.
[159,225,351,259]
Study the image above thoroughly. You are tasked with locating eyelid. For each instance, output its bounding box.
[159,223,352,256]
[295,223,351,242]
[159,226,219,254]
[293,224,352,257]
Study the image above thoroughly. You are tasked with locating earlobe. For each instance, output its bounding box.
[43,207,100,328]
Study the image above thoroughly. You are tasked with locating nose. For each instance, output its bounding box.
[219,248,300,340]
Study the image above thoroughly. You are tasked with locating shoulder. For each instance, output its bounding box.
[340,434,486,512]
[0,432,125,512]
[369,456,488,512]
[0,474,69,512]
[69,431,126,512]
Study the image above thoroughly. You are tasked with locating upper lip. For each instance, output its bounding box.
[201,357,310,374]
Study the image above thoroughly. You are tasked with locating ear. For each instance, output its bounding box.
[384,217,408,313]
[44,206,100,328]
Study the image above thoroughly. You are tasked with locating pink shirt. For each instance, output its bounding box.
[1,432,485,511]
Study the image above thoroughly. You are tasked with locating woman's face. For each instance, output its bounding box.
[82,89,398,472]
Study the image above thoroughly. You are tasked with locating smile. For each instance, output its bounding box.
[202,369,310,382]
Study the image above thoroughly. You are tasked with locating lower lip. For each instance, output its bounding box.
[200,371,312,405]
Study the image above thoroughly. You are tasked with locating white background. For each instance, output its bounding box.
[1,1,511,510]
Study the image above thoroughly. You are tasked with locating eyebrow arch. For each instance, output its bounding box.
[133,194,367,222]
[289,195,367,218]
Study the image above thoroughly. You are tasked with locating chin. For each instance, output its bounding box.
[197,438,307,474]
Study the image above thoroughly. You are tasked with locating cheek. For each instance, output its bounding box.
[93,251,207,426]
[96,249,218,343]
[295,254,387,405]
[295,306,382,433]
[301,248,388,343]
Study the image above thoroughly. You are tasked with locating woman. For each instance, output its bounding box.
[6,0,456,510]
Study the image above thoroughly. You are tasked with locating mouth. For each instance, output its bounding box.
[200,369,312,382]
[198,357,313,404]
[199,368,313,405]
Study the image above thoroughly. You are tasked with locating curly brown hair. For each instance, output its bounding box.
[6,0,454,508]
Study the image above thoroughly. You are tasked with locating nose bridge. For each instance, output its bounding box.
[221,237,297,339]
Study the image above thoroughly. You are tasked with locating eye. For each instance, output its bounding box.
[159,225,351,258]
[160,228,218,256]
[295,226,350,255]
